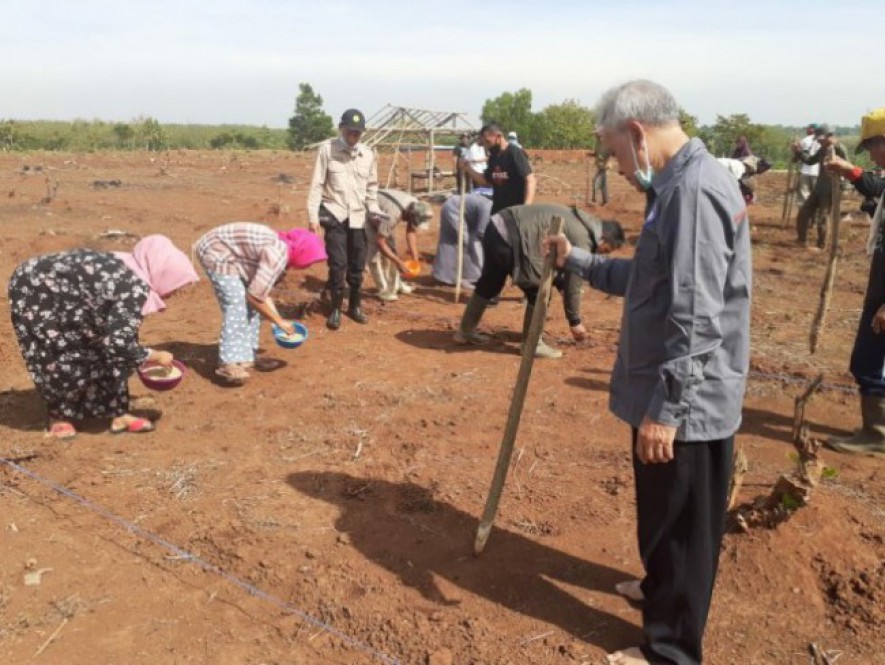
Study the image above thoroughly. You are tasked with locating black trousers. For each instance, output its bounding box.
[473,224,539,304]
[631,430,734,665]
[850,301,885,396]
[323,218,367,294]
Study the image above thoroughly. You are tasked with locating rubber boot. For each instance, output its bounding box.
[521,303,562,359]
[454,294,491,345]
[347,286,368,324]
[826,394,885,457]
[370,261,397,302]
[327,290,344,330]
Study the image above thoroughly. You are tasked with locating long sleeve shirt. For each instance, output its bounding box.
[307,136,380,229]
[565,138,752,441]
[797,142,848,193]
[847,168,885,307]
[194,223,287,301]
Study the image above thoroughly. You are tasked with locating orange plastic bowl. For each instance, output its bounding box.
[403,259,421,279]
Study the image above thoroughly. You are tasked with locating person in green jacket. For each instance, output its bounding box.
[454,202,624,358]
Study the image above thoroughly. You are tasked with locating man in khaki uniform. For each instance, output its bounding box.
[307,108,381,329]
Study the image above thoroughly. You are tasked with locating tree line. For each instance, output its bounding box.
[1,84,866,169]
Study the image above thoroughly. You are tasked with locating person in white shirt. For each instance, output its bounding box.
[462,136,488,192]
[796,123,820,205]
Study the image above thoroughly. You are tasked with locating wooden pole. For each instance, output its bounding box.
[454,174,467,304]
[474,216,565,556]
[781,160,795,226]
[809,176,843,354]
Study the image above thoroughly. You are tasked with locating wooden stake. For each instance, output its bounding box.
[781,160,795,226]
[454,174,467,304]
[809,177,843,354]
[474,216,565,556]
[792,373,824,444]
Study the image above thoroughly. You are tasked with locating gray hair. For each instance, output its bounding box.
[595,80,680,131]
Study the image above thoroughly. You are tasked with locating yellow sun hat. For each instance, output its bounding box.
[856,108,885,153]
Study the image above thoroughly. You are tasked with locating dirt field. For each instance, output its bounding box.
[1,149,883,665]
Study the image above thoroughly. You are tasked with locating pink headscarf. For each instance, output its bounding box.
[277,228,328,269]
[114,235,199,315]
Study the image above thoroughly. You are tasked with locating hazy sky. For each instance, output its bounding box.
[2,0,876,128]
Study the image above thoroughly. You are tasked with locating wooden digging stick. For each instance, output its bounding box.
[781,160,795,226]
[474,215,565,556]
[454,173,467,303]
[809,177,844,354]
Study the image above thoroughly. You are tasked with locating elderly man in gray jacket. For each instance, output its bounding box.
[547,80,751,665]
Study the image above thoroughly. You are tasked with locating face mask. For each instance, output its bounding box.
[630,133,654,191]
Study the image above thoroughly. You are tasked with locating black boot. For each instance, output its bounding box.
[347,286,368,324]
[327,290,344,330]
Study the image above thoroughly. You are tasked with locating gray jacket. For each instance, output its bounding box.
[566,138,752,441]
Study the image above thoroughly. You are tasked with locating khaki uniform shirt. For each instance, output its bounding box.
[307,136,380,229]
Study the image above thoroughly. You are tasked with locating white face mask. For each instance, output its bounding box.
[630,133,655,191]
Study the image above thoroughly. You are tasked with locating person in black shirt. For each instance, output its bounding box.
[462,123,535,214]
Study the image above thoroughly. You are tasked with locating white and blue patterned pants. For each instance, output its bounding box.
[207,273,261,365]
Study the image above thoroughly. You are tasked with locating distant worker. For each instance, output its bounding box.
[731,134,752,159]
[431,193,493,289]
[463,123,536,214]
[507,131,522,149]
[307,108,382,329]
[792,124,847,249]
[366,189,433,301]
[454,202,624,359]
[717,155,772,204]
[589,144,612,206]
[821,108,885,458]
[452,133,470,192]
[461,134,488,193]
[796,123,821,205]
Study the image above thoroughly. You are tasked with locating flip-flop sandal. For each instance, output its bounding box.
[250,357,283,372]
[215,365,249,384]
[45,422,77,440]
[110,418,155,435]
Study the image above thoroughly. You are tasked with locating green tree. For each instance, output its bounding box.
[481,88,535,141]
[705,113,765,157]
[287,83,333,150]
[137,117,165,151]
[0,120,20,150]
[679,108,700,137]
[534,99,595,149]
[113,123,134,148]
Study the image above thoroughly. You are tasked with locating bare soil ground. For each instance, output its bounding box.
[1,150,883,664]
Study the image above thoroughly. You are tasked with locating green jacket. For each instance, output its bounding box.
[500,203,603,326]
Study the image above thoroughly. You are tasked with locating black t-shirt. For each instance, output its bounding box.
[485,145,532,214]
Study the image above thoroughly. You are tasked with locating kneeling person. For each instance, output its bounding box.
[454,203,624,358]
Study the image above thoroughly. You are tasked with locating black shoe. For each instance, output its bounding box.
[327,291,344,330]
[348,287,368,324]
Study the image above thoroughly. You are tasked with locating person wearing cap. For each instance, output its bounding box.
[366,188,433,302]
[195,223,327,384]
[307,108,381,330]
[792,124,847,249]
[820,108,885,457]
[716,155,772,204]
[507,131,522,149]
[462,122,536,215]
[454,202,624,359]
[796,123,821,205]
